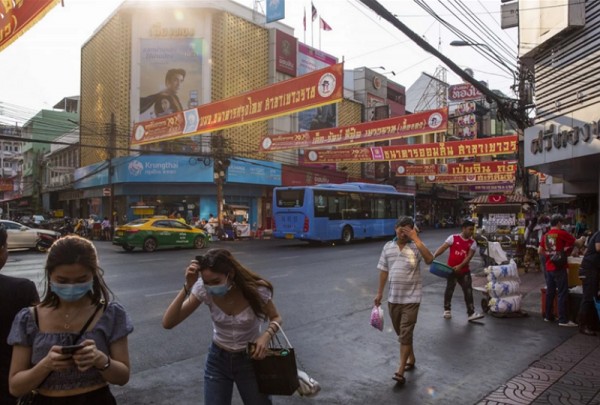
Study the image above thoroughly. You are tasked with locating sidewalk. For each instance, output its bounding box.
[473,262,600,404]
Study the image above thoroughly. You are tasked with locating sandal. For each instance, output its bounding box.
[392,373,406,385]
[404,363,415,371]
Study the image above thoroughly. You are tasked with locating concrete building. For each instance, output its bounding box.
[520,0,598,226]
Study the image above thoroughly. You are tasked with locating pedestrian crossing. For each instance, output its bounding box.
[3,254,47,294]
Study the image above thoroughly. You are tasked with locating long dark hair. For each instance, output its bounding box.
[198,248,273,320]
[40,235,112,308]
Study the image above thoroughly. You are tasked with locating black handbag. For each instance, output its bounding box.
[249,322,300,396]
[550,250,568,268]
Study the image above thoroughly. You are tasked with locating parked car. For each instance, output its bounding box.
[0,219,61,252]
[112,216,209,252]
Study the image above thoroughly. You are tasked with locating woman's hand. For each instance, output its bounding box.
[250,333,272,360]
[185,260,201,291]
[44,345,75,371]
[72,339,104,372]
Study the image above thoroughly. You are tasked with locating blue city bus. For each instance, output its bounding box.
[272,182,415,243]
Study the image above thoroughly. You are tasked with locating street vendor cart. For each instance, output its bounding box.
[468,194,535,269]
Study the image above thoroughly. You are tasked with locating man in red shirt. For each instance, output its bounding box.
[539,214,585,327]
[433,220,484,322]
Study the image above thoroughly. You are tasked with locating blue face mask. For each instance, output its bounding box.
[205,278,231,297]
[51,280,93,302]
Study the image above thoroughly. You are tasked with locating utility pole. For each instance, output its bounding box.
[212,133,230,229]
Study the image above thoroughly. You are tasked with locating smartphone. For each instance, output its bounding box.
[195,255,203,262]
[61,344,84,354]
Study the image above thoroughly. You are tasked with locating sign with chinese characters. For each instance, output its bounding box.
[260,108,448,152]
[304,135,517,163]
[131,63,344,145]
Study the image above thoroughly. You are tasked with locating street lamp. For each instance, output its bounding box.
[449,40,517,83]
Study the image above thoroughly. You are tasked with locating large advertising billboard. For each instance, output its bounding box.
[139,38,203,122]
[297,43,337,131]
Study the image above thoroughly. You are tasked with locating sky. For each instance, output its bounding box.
[0,0,519,125]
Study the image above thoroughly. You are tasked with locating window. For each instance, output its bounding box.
[276,189,305,208]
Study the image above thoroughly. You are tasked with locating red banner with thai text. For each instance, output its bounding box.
[0,0,60,52]
[460,183,515,193]
[304,135,517,163]
[131,63,344,145]
[424,173,515,183]
[392,160,517,176]
[260,107,448,151]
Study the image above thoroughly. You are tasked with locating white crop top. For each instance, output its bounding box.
[191,283,271,351]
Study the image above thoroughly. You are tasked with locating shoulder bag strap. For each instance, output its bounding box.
[73,303,103,343]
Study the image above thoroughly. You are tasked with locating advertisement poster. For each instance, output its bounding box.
[297,43,337,131]
[139,38,203,122]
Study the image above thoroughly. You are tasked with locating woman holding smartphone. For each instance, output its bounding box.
[8,235,133,404]
[163,248,282,405]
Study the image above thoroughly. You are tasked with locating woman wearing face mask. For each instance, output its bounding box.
[162,248,282,405]
[7,235,133,404]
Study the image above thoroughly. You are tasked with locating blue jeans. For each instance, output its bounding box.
[545,268,569,323]
[204,343,272,405]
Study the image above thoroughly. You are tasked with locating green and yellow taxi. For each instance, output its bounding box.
[113,216,209,252]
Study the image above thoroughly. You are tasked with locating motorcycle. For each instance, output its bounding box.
[36,232,58,252]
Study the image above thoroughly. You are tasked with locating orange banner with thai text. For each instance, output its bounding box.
[131,63,344,146]
[260,107,448,151]
[0,0,60,52]
[392,160,517,176]
[304,135,517,163]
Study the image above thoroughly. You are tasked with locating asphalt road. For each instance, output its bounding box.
[3,229,576,404]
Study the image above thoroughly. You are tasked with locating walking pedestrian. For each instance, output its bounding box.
[373,216,434,386]
[7,235,134,404]
[162,248,282,404]
[577,230,600,335]
[539,214,585,327]
[433,219,484,322]
[0,225,39,405]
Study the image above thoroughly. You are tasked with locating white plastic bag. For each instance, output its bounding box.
[486,280,520,298]
[297,370,321,397]
[488,295,522,313]
[485,259,519,282]
[370,305,384,331]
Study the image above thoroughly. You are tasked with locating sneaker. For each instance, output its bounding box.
[468,312,484,322]
[443,310,452,319]
[559,321,578,327]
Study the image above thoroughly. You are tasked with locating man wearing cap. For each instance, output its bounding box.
[0,226,39,404]
[539,214,585,327]
[433,219,484,322]
[374,216,434,386]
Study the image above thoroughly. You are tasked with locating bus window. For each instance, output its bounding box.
[276,189,305,208]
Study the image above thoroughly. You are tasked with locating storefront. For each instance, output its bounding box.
[73,154,282,229]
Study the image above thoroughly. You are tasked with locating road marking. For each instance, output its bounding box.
[269,272,290,279]
[145,290,181,297]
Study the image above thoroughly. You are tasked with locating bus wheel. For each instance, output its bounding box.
[341,226,353,244]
